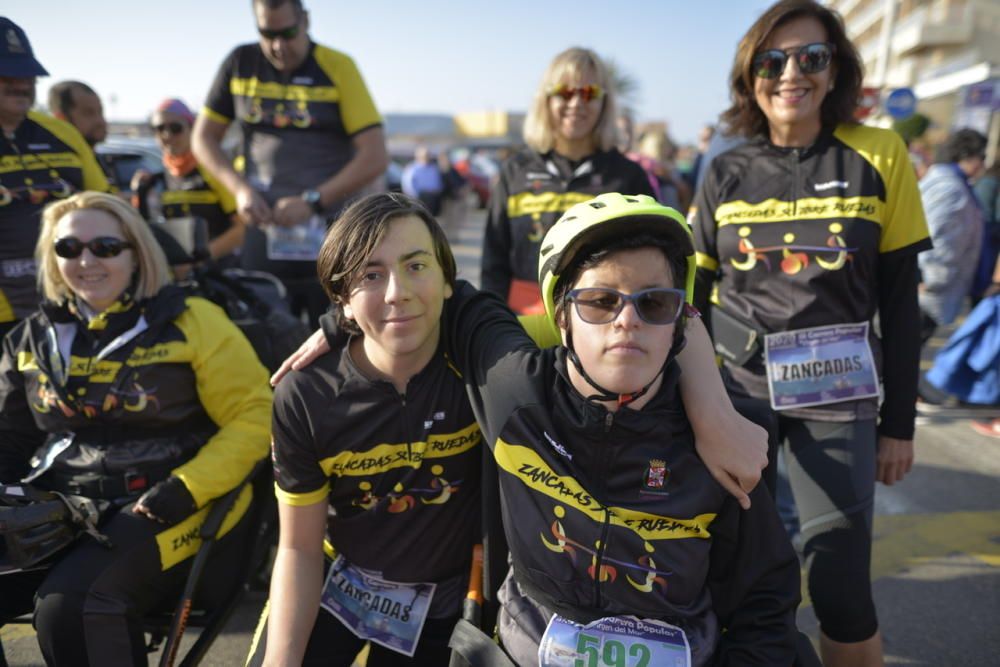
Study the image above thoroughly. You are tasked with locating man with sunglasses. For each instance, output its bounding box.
[193,0,388,328]
[0,18,109,339]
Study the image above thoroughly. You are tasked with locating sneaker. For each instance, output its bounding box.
[970,419,1000,439]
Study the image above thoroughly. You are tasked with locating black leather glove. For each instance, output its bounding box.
[134,476,196,525]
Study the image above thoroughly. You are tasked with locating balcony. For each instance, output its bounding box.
[892,3,974,55]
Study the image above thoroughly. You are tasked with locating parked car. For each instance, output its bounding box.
[95,136,162,193]
[451,149,499,208]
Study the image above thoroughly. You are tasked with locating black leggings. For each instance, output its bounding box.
[245,600,458,667]
[0,498,253,666]
[780,416,878,643]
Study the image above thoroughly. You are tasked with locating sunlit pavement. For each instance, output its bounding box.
[3,201,998,665]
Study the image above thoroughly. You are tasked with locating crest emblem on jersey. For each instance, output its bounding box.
[641,459,669,494]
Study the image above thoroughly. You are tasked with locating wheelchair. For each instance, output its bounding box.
[2,460,276,667]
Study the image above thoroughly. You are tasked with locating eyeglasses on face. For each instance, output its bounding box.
[565,287,685,326]
[152,122,186,136]
[54,236,133,259]
[547,83,605,103]
[752,42,835,79]
[258,23,300,40]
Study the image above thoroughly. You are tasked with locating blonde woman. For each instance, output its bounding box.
[0,192,270,666]
[480,47,654,314]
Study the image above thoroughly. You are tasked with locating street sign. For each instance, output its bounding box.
[885,88,917,120]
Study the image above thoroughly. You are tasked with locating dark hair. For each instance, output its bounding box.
[316,193,456,335]
[935,128,987,164]
[253,0,304,14]
[721,0,863,139]
[47,80,97,116]
[553,233,688,346]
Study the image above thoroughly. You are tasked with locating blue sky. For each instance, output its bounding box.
[10,0,774,143]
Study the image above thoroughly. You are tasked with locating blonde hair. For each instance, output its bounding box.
[523,47,619,154]
[36,191,172,304]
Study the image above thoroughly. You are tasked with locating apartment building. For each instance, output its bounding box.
[827,0,999,147]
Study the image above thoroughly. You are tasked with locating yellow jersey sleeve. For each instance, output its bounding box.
[313,46,382,136]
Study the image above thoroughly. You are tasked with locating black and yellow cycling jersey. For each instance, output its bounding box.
[441,282,800,664]
[0,111,110,325]
[202,41,381,211]
[161,163,237,242]
[271,322,481,605]
[481,148,654,313]
[0,285,271,511]
[691,123,931,433]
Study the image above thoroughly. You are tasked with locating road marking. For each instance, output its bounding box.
[799,509,1000,607]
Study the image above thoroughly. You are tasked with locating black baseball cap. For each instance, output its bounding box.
[0,18,49,77]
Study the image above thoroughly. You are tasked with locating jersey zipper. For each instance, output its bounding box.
[791,148,801,217]
[400,392,413,462]
[593,409,615,608]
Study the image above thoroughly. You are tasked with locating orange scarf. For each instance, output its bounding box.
[162,151,198,177]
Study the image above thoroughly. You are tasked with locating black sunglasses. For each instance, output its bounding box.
[566,287,685,326]
[258,23,300,40]
[152,122,186,135]
[752,42,835,79]
[54,236,133,259]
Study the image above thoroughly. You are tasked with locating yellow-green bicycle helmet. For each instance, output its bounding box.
[537,192,695,328]
[536,193,696,405]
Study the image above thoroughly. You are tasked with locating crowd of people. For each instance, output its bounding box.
[0,0,997,665]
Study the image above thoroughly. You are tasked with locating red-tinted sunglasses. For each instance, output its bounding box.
[547,83,605,103]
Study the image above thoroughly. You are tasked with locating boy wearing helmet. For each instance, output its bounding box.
[442,193,799,665]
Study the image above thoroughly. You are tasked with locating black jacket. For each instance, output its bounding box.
[445,282,800,665]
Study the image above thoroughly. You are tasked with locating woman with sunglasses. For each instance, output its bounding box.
[134,99,245,266]
[0,191,271,666]
[480,47,654,315]
[689,2,931,665]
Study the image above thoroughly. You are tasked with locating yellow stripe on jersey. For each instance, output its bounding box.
[0,289,14,324]
[834,124,930,253]
[318,422,481,477]
[714,196,884,227]
[507,191,594,218]
[162,190,221,206]
[156,484,252,570]
[229,77,341,103]
[0,152,83,174]
[28,111,110,192]
[494,438,715,541]
[695,252,719,271]
[200,106,231,125]
[275,481,330,507]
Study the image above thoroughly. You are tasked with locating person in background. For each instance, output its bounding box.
[480,47,653,314]
[47,80,107,148]
[917,128,987,334]
[0,191,271,666]
[690,2,930,664]
[401,145,444,215]
[0,18,109,339]
[134,99,245,267]
[972,162,1000,303]
[192,0,388,327]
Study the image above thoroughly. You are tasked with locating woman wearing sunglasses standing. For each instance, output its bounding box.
[480,47,654,315]
[0,191,271,665]
[690,2,931,665]
[134,99,245,266]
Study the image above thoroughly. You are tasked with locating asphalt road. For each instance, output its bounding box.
[3,200,998,666]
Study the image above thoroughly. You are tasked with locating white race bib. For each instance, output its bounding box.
[764,322,879,410]
[538,614,690,667]
[320,556,436,657]
[265,215,326,261]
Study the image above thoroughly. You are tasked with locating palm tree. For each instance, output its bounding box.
[603,56,641,119]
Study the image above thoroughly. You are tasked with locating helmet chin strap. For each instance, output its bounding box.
[565,331,681,408]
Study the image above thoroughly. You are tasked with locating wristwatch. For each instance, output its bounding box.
[301,189,324,214]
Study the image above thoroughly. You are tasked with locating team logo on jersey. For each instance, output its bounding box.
[641,459,669,494]
[814,180,850,191]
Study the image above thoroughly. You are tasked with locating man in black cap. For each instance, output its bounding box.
[0,17,109,338]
